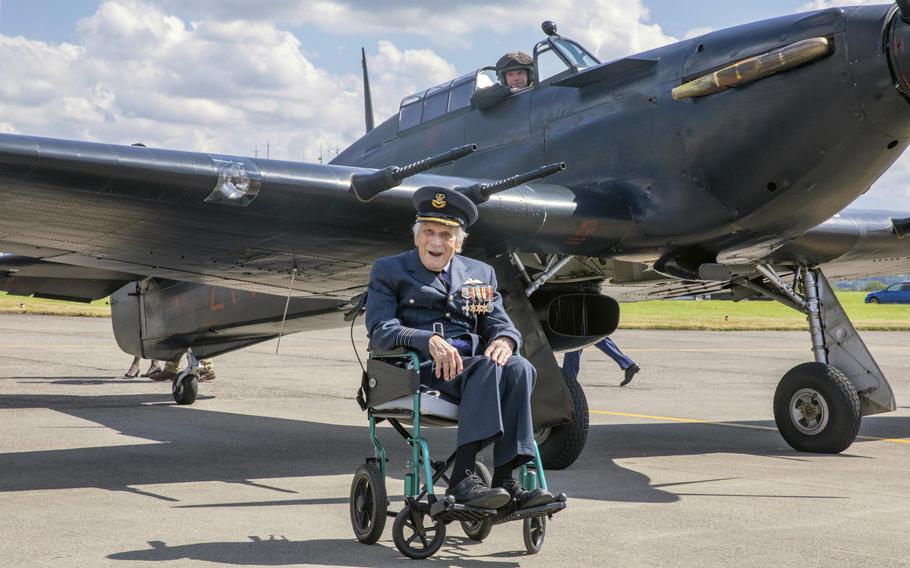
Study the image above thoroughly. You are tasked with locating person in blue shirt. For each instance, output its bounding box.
[563,337,640,386]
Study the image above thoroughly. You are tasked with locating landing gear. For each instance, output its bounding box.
[172,374,198,405]
[171,348,204,405]
[730,264,895,453]
[536,370,589,470]
[773,362,861,453]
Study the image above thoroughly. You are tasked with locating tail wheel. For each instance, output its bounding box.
[536,370,589,469]
[773,362,861,454]
[172,375,198,405]
[350,462,388,544]
[392,506,446,559]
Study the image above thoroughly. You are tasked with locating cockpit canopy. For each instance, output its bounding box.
[397,26,598,133]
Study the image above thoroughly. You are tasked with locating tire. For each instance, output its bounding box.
[773,362,861,454]
[350,462,388,544]
[392,506,446,560]
[869,297,880,304]
[523,515,546,554]
[172,374,198,405]
[461,461,494,541]
[536,370,589,470]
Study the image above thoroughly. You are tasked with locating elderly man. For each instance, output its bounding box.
[365,186,552,510]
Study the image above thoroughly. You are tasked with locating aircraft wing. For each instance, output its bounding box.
[595,209,910,301]
[0,133,570,300]
[0,254,137,302]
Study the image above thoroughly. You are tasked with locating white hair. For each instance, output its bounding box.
[412,221,468,252]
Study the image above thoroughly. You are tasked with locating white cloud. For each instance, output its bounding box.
[0,0,463,162]
[369,40,459,120]
[799,0,883,10]
[683,26,714,40]
[852,152,910,211]
[148,0,676,59]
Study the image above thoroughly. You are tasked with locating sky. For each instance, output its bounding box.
[0,0,904,209]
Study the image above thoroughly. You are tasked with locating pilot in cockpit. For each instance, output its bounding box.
[471,50,535,110]
[496,51,535,91]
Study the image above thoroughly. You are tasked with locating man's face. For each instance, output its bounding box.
[415,222,458,272]
[505,69,529,90]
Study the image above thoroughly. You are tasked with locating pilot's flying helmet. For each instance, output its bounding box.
[496,51,535,86]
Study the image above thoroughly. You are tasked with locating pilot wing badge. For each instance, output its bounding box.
[460,282,495,315]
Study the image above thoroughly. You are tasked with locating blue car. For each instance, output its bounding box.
[865,282,910,304]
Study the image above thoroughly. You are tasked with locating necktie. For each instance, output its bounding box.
[438,269,451,289]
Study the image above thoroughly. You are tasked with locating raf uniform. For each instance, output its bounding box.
[366,248,537,466]
[365,187,543,508]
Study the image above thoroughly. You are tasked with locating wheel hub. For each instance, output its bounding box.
[789,388,829,435]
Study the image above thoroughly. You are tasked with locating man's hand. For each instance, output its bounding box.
[429,334,463,381]
[484,337,515,366]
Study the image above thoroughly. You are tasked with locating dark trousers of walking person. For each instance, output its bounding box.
[562,337,637,384]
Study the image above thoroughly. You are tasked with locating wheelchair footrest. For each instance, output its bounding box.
[492,497,567,525]
[430,500,497,523]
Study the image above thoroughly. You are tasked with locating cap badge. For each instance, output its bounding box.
[432,193,447,209]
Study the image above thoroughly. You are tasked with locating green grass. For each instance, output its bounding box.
[3,290,910,330]
[0,291,111,317]
[620,291,910,330]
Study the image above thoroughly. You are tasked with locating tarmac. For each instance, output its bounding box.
[1,313,909,567]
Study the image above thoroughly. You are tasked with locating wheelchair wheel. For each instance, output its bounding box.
[523,515,546,554]
[350,462,388,544]
[393,505,446,559]
[461,461,494,541]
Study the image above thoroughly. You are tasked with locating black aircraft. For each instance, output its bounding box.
[2,3,910,469]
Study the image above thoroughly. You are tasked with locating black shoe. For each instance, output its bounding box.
[620,363,640,387]
[446,471,510,509]
[498,478,554,509]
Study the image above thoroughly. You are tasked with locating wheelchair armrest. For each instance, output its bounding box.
[370,349,422,370]
[363,354,421,408]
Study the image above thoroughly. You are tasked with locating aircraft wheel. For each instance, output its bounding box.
[392,505,446,559]
[773,362,861,454]
[172,374,198,405]
[536,370,589,470]
[461,461,493,541]
[522,515,546,554]
[350,462,388,544]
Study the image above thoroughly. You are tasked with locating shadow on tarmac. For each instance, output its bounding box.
[3,386,909,506]
[108,536,521,567]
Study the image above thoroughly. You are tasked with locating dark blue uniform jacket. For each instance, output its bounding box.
[365,249,522,358]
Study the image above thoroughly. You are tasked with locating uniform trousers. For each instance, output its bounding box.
[420,356,537,468]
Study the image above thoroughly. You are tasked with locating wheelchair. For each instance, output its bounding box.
[349,349,567,559]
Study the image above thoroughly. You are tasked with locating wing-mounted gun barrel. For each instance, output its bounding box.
[461,162,566,204]
[350,143,477,202]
